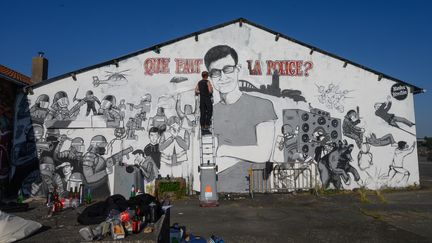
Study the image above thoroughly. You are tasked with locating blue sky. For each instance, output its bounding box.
[1,0,431,137]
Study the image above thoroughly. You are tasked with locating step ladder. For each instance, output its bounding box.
[200,129,216,166]
[198,117,219,206]
[198,112,216,166]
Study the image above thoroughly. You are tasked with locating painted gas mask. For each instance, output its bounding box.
[56,97,69,108]
[39,101,49,109]
[88,135,108,155]
[101,100,112,110]
[70,137,85,154]
[101,95,116,110]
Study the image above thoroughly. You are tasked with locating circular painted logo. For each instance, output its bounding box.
[391,83,408,100]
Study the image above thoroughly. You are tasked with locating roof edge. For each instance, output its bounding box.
[0,73,27,87]
[27,17,424,94]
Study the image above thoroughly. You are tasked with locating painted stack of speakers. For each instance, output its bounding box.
[282,108,342,159]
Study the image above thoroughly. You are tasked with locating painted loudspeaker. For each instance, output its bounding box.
[282,108,342,160]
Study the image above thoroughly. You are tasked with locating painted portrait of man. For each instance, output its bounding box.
[204,45,277,162]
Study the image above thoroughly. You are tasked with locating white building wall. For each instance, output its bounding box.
[13,22,419,196]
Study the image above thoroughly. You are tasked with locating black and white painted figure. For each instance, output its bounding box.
[128,93,151,125]
[38,156,65,196]
[144,127,162,170]
[313,129,339,167]
[160,116,190,166]
[388,141,415,184]
[365,132,396,147]
[278,124,307,163]
[374,96,415,130]
[82,135,110,189]
[278,124,299,151]
[176,94,199,133]
[82,135,133,192]
[56,162,84,192]
[99,95,122,128]
[342,109,364,148]
[357,143,373,171]
[317,140,360,189]
[126,118,138,140]
[53,135,85,173]
[38,128,61,163]
[343,107,397,148]
[107,127,127,156]
[30,94,50,125]
[75,90,101,116]
[31,124,45,157]
[148,107,168,132]
[46,91,83,121]
[204,45,277,161]
[118,99,127,120]
[132,149,159,183]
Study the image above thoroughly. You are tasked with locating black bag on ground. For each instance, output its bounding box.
[127,194,163,223]
[77,194,128,225]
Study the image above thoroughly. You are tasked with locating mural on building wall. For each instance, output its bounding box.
[13,24,419,196]
[74,89,101,117]
[0,82,15,185]
[316,140,360,189]
[240,69,306,103]
[316,83,352,113]
[132,149,159,183]
[388,141,416,184]
[30,94,50,125]
[281,107,342,162]
[92,70,129,88]
[206,45,277,156]
[374,95,415,135]
[342,107,397,149]
[160,116,190,166]
[204,45,280,191]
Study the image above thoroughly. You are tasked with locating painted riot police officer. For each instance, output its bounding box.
[30,94,50,125]
[54,135,85,172]
[99,95,121,127]
[82,135,110,190]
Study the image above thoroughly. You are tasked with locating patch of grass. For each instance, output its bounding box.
[315,187,347,195]
[157,181,186,200]
[380,183,421,193]
[375,190,388,204]
[359,208,382,220]
[358,188,371,204]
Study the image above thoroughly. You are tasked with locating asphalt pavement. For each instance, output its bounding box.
[10,156,432,242]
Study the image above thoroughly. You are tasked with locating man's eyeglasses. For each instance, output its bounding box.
[209,65,237,78]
